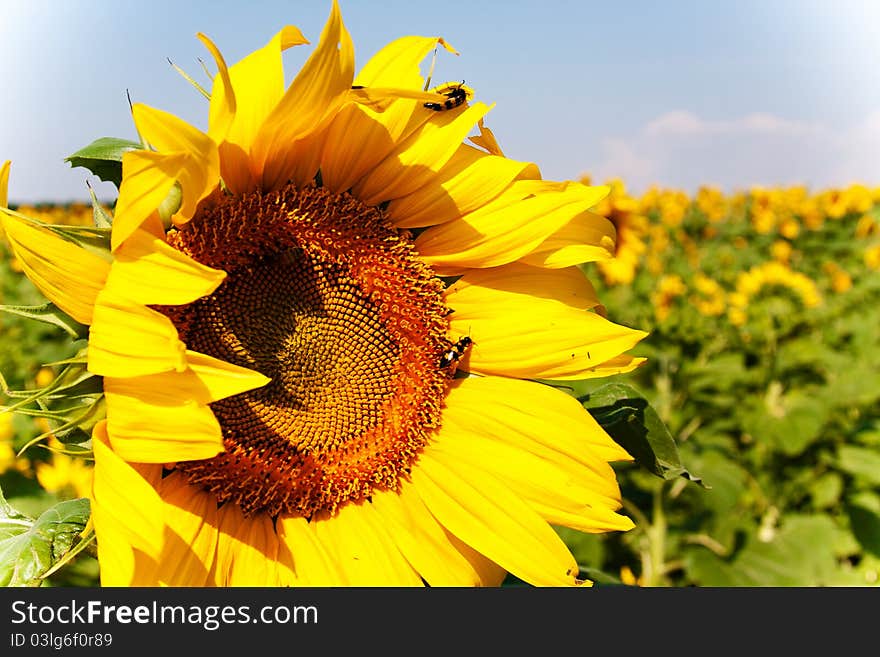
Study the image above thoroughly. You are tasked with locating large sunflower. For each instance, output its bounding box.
[1,1,647,586]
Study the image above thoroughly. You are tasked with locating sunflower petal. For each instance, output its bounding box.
[276,516,348,586]
[131,104,219,223]
[103,380,223,464]
[352,102,492,206]
[88,292,187,377]
[197,32,236,142]
[370,483,485,586]
[312,503,424,586]
[0,160,10,206]
[386,144,539,228]
[519,210,617,268]
[319,99,429,194]
[253,0,354,190]
[208,25,308,155]
[468,118,504,156]
[91,421,164,586]
[106,228,226,306]
[416,180,609,271]
[101,347,268,463]
[444,265,647,379]
[412,449,582,586]
[444,532,507,586]
[0,211,110,324]
[214,504,285,586]
[447,376,633,464]
[154,472,219,586]
[112,150,189,252]
[446,262,601,311]
[432,413,633,533]
[355,35,458,89]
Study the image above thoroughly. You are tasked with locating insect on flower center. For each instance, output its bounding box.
[160,184,453,518]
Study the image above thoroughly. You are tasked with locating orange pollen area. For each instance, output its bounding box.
[160,184,454,518]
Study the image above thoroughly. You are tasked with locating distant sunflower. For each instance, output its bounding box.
[1,1,647,586]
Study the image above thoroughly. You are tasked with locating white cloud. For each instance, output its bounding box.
[588,109,880,194]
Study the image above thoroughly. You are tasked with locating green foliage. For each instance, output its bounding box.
[0,488,92,587]
[64,137,142,188]
[574,185,880,586]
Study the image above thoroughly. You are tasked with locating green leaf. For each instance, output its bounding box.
[0,302,88,339]
[847,494,880,558]
[685,514,841,586]
[579,382,705,487]
[0,491,90,587]
[837,446,880,486]
[809,472,844,509]
[65,137,142,188]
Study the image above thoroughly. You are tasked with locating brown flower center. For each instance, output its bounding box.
[160,184,454,518]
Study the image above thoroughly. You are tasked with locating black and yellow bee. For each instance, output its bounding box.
[439,336,474,370]
[423,81,473,112]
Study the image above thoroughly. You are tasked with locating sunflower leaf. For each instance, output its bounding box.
[65,137,142,188]
[0,302,87,339]
[0,490,90,587]
[579,382,706,487]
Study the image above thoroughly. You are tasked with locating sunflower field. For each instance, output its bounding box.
[3,176,878,587]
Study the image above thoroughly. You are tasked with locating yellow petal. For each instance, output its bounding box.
[103,383,223,464]
[447,375,633,464]
[91,420,164,586]
[182,350,271,401]
[276,515,348,586]
[0,211,110,324]
[432,412,633,533]
[0,160,10,206]
[386,144,539,228]
[355,35,458,89]
[112,150,188,252]
[444,265,647,379]
[153,472,219,586]
[88,291,187,377]
[352,102,492,206]
[197,32,236,142]
[519,210,617,268]
[416,180,609,271]
[446,262,601,311]
[207,26,308,156]
[101,350,268,463]
[411,449,582,586]
[370,482,485,586]
[468,118,504,156]
[107,227,226,306]
[214,504,285,586]
[444,531,508,586]
[252,0,354,191]
[311,503,424,586]
[319,99,428,195]
[131,104,219,223]
[577,353,648,379]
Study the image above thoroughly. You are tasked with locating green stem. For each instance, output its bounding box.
[645,480,668,587]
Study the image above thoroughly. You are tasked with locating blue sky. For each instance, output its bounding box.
[1,0,878,203]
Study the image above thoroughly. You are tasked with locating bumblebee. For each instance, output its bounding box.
[423,81,473,111]
[439,336,474,369]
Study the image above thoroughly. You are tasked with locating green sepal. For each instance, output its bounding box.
[87,181,113,228]
[578,382,706,487]
[0,487,91,587]
[64,137,142,189]
[168,57,210,99]
[43,224,112,260]
[157,181,183,229]
[0,302,88,339]
[1,348,104,452]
